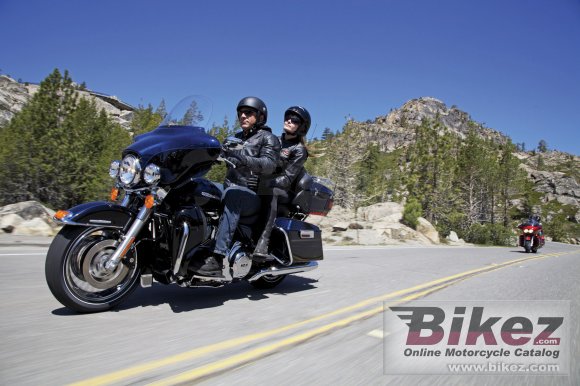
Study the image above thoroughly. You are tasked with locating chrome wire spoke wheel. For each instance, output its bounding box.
[261,274,282,283]
[63,228,139,304]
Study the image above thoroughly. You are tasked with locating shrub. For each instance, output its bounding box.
[402,197,422,229]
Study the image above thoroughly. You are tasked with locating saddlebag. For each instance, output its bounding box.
[274,218,323,262]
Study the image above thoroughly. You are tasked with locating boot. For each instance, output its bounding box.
[196,254,224,277]
[253,237,270,258]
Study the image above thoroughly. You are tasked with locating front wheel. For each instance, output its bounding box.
[45,226,141,313]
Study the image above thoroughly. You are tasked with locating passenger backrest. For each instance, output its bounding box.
[290,170,313,213]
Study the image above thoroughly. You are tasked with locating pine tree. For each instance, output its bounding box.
[405,118,457,225]
[180,101,204,126]
[0,69,130,208]
[206,116,236,182]
[0,69,78,205]
[456,129,494,227]
[321,127,334,141]
[155,99,167,119]
[131,104,163,136]
[538,140,548,153]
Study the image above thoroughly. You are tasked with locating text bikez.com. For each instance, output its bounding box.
[391,306,563,359]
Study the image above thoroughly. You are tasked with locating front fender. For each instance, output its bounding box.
[54,201,136,229]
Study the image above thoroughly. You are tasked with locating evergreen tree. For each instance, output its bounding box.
[455,129,494,227]
[356,144,382,204]
[179,100,204,126]
[496,140,524,227]
[0,69,130,208]
[206,116,236,182]
[0,69,78,205]
[538,139,548,153]
[321,127,334,141]
[405,118,457,225]
[131,104,163,136]
[537,154,545,169]
[155,99,167,119]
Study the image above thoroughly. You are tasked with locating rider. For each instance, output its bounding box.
[518,214,544,239]
[196,96,281,276]
[254,106,311,257]
[529,214,544,238]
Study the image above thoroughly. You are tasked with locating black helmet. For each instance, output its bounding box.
[237,96,268,125]
[285,106,311,136]
[531,215,541,222]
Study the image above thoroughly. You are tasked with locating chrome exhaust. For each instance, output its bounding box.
[248,261,318,282]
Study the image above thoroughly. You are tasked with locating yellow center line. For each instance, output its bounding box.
[148,277,477,385]
[70,250,576,385]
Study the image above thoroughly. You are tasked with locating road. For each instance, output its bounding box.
[0,238,578,385]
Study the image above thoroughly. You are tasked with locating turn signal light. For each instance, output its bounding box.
[144,194,155,208]
[54,210,70,220]
[110,187,119,201]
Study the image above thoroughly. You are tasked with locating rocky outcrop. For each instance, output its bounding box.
[310,202,451,246]
[0,201,60,236]
[0,75,31,127]
[358,97,509,152]
[0,75,134,129]
[519,151,580,208]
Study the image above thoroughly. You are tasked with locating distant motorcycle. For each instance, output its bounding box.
[517,220,545,253]
[45,96,334,313]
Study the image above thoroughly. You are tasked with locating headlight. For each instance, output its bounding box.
[143,163,161,185]
[119,155,141,186]
[109,160,121,178]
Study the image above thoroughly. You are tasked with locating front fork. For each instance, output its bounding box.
[104,188,167,272]
[104,205,152,271]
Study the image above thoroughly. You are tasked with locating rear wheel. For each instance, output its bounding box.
[45,226,141,313]
[250,274,286,289]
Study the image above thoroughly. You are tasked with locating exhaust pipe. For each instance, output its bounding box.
[248,261,318,282]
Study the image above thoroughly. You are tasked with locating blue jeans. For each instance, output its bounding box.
[214,186,261,256]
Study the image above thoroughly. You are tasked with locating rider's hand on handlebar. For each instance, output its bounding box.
[225,155,244,168]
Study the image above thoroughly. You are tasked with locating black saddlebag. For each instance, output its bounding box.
[274,218,323,262]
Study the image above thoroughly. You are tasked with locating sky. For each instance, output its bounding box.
[1,0,579,154]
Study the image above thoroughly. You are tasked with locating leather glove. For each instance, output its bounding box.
[227,151,247,167]
[225,156,242,168]
[246,175,259,191]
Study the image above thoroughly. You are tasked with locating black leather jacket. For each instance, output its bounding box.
[224,126,281,192]
[272,134,309,190]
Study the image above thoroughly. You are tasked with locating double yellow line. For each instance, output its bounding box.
[72,250,576,385]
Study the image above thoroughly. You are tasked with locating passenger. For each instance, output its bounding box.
[254,106,311,257]
[196,96,281,276]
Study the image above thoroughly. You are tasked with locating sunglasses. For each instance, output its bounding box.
[238,108,257,116]
[285,115,301,124]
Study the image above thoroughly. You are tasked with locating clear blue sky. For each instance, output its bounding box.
[2,0,579,154]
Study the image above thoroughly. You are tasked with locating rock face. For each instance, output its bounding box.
[0,75,134,129]
[519,151,580,208]
[359,97,509,152]
[0,75,31,127]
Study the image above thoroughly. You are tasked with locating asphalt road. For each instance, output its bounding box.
[0,238,578,386]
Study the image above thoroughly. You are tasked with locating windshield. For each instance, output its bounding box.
[160,95,213,129]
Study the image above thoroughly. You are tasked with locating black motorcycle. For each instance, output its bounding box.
[45,96,334,313]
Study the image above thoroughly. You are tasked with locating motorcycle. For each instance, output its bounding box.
[517,220,545,253]
[45,96,334,313]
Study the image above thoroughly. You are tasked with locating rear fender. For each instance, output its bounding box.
[53,201,136,230]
